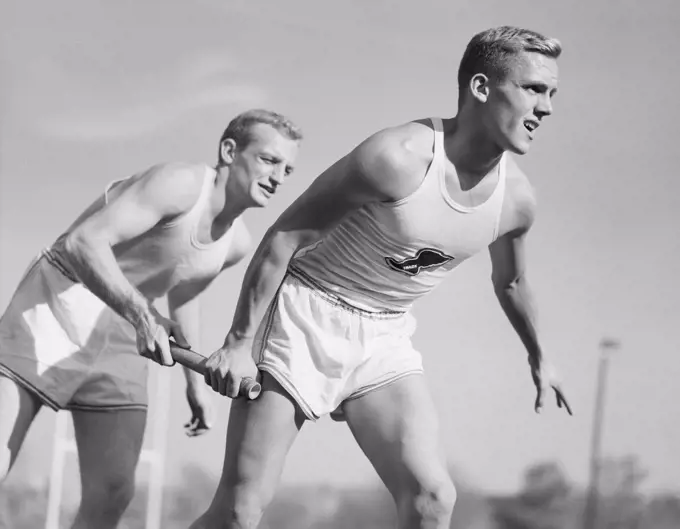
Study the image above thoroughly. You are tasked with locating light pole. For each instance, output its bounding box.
[583,338,620,529]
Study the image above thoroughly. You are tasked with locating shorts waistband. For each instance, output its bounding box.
[288,265,405,320]
[41,248,80,283]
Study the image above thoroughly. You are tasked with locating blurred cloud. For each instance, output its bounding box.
[39,82,266,142]
[2,46,266,142]
[36,52,266,141]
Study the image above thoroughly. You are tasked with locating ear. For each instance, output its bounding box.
[220,138,238,165]
[469,73,490,103]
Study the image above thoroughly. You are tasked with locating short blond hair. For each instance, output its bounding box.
[217,109,302,164]
[458,26,562,105]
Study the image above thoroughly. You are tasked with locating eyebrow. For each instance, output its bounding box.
[260,151,282,161]
[525,81,558,94]
[259,149,294,172]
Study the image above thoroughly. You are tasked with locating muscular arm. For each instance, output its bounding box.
[489,227,542,362]
[63,164,202,328]
[488,160,541,360]
[489,183,572,415]
[490,205,572,415]
[225,131,412,345]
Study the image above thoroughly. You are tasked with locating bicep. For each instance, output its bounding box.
[489,230,528,289]
[490,169,537,289]
[272,145,390,248]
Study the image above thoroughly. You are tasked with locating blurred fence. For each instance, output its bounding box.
[1,457,679,528]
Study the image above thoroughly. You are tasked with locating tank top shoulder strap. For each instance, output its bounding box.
[430,117,445,167]
[489,154,508,238]
[386,118,445,207]
[103,179,127,203]
[423,117,446,191]
[164,166,214,229]
[419,116,446,194]
[495,154,508,201]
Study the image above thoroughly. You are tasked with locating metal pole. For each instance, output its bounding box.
[145,365,172,529]
[45,412,72,529]
[583,338,620,529]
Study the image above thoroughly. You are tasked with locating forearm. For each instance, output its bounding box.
[64,231,151,327]
[168,300,203,388]
[226,229,298,345]
[495,275,542,362]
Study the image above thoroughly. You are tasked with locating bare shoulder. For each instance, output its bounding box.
[112,162,208,218]
[133,162,206,202]
[352,119,436,201]
[499,156,538,235]
[273,120,437,235]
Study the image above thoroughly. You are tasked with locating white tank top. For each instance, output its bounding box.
[292,117,507,312]
[47,167,237,300]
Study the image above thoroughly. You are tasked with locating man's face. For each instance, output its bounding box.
[483,51,559,155]
[228,123,299,207]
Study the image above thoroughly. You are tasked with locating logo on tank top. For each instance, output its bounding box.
[384,248,454,276]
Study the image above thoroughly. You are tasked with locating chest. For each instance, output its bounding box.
[117,222,234,283]
[366,193,502,261]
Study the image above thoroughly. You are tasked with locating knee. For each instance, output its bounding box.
[230,493,266,529]
[206,485,272,529]
[415,478,457,520]
[399,477,457,526]
[81,472,136,514]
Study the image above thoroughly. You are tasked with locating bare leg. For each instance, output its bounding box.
[0,375,42,481]
[190,373,306,529]
[70,408,147,529]
[344,374,456,529]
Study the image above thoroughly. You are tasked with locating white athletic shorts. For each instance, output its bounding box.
[0,252,148,411]
[253,265,423,421]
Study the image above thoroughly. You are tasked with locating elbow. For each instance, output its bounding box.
[492,275,521,300]
[63,227,99,265]
[493,283,510,304]
[63,229,86,261]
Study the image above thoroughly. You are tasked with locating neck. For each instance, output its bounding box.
[212,164,249,224]
[443,111,505,183]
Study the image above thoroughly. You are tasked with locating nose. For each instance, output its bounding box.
[535,93,553,119]
[269,166,286,186]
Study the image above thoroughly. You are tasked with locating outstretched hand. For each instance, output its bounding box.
[530,358,572,416]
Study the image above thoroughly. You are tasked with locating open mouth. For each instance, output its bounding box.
[258,183,275,195]
[523,120,539,133]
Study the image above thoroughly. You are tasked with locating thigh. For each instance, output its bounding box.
[71,408,147,490]
[0,375,42,478]
[215,373,305,500]
[343,374,449,498]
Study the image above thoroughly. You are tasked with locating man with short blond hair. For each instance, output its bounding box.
[193,26,572,529]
